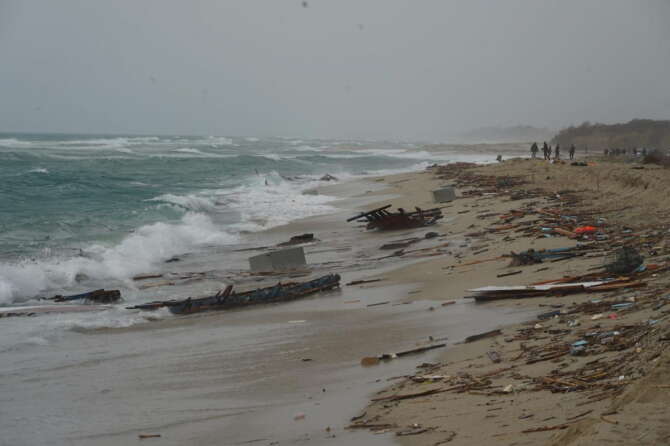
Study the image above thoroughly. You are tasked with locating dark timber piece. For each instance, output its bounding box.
[464,329,502,343]
[49,289,121,303]
[347,205,393,222]
[347,204,443,231]
[127,273,341,315]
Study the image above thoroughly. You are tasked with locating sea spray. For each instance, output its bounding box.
[0,212,237,304]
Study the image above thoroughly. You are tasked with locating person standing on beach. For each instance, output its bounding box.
[569,144,576,160]
[530,142,538,158]
[555,144,560,160]
[542,142,549,160]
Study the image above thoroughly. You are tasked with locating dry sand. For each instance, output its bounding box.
[333,156,670,446]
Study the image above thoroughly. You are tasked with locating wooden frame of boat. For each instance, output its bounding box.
[47,289,121,303]
[347,204,443,231]
[127,273,341,315]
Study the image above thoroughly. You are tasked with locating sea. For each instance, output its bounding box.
[0,133,503,307]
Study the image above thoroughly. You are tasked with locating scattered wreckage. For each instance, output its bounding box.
[127,273,341,315]
[347,204,443,231]
[46,289,122,304]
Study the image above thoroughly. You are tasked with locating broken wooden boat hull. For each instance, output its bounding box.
[128,273,341,315]
[50,289,121,303]
[467,279,645,302]
[347,205,443,231]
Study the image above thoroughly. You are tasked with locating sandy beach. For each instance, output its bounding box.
[344,157,670,445]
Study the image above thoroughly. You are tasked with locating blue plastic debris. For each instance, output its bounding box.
[537,310,562,320]
[570,340,588,355]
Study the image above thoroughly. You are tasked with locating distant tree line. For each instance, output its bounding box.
[552,119,670,150]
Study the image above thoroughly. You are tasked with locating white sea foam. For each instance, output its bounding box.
[220,172,337,230]
[0,212,238,304]
[259,153,283,161]
[353,148,438,159]
[65,307,172,330]
[174,147,203,154]
[28,167,49,174]
[148,151,236,159]
[245,137,260,142]
[0,138,33,147]
[317,153,368,159]
[57,137,133,149]
[3,136,161,152]
[293,145,322,152]
[206,136,234,146]
[149,193,218,212]
[0,307,173,353]
[0,171,338,305]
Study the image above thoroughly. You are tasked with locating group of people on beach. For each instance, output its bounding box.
[530,143,653,160]
[530,142,576,160]
[603,147,648,157]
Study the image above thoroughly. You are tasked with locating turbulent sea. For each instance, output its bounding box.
[0,133,500,309]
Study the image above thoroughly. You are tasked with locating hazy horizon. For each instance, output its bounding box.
[1,1,669,140]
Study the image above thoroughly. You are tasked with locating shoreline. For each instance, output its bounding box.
[7,152,670,445]
[344,158,670,445]
[2,149,535,446]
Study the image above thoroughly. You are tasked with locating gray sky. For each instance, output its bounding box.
[1,0,669,139]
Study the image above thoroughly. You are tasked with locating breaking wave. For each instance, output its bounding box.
[0,212,238,304]
[27,167,49,174]
[149,193,219,212]
[206,136,234,146]
[174,147,203,154]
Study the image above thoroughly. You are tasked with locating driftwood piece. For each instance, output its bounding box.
[50,289,121,303]
[346,278,384,286]
[464,329,502,343]
[522,423,571,434]
[371,387,447,402]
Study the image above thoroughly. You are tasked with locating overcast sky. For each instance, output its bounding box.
[0,0,668,139]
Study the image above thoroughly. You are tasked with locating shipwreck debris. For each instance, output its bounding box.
[277,233,316,247]
[47,289,121,304]
[127,273,341,315]
[346,278,384,286]
[464,329,502,343]
[361,343,446,367]
[432,186,456,203]
[347,204,443,231]
[605,246,644,275]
